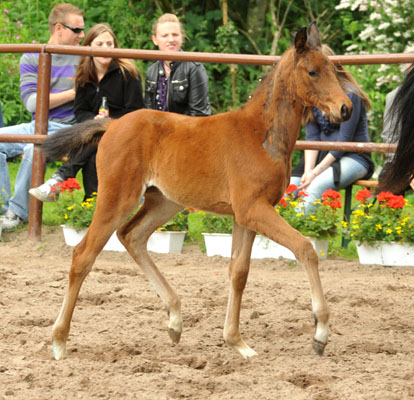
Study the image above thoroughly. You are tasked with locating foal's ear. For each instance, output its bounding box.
[307,21,321,49]
[294,27,308,53]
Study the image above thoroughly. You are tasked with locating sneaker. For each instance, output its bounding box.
[29,178,61,202]
[3,210,25,231]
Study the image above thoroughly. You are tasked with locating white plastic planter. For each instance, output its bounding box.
[61,226,186,254]
[357,242,414,266]
[202,233,328,260]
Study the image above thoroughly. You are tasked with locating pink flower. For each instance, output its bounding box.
[15,35,20,40]
[3,9,8,14]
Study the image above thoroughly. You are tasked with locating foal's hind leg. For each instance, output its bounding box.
[117,189,184,344]
[223,220,258,358]
[52,194,141,360]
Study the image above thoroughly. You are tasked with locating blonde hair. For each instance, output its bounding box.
[152,13,185,39]
[75,23,138,88]
[48,3,84,34]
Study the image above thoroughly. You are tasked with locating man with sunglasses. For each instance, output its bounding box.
[0,3,85,230]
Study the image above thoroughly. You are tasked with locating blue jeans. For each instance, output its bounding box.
[290,156,368,212]
[0,120,71,219]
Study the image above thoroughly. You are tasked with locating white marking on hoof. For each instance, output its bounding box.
[167,312,182,344]
[315,322,328,345]
[239,346,258,359]
[53,341,67,360]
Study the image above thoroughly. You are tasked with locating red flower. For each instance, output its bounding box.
[386,195,405,209]
[322,189,341,200]
[279,197,288,207]
[322,199,342,209]
[54,178,82,193]
[285,184,298,194]
[355,188,371,202]
[297,190,308,197]
[330,199,342,209]
[377,191,395,203]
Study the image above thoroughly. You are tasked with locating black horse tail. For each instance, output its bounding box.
[42,118,111,161]
[378,66,414,193]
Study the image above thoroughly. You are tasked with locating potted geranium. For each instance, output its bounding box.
[53,178,122,250]
[273,185,343,259]
[346,188,414,266]
[148,209,190,254]
[55,178,187,253]
[198,211,234,257]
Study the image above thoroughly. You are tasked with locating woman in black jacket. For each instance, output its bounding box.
[145,13,211,117]
[29,23,144,201]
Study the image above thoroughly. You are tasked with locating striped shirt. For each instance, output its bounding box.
[20,53,79,124]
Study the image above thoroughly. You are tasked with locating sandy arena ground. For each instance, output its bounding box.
[0,227,413,400]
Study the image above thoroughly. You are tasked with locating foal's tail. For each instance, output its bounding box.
[378,66,414,194]
[42,118,111,161]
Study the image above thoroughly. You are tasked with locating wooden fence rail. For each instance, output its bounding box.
[0,44,407,240]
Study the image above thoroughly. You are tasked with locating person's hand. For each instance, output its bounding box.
[94,114,105,120]
[298,171,316,190]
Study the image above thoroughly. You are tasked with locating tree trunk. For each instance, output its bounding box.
[247,0,268,39]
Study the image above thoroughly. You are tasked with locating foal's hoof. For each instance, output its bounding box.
[239,346,258,359]
[168,327,182,344]
[52,341,67,360]
[312,339,326,356]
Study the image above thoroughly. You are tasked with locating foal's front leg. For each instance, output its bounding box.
[238,201,329,356]
[223,220,257,358]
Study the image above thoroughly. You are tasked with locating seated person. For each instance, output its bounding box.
[0,3,84,230]
[29,23,144,202]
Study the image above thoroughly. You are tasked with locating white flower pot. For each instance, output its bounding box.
[202,233,233,257]
[357,242,414,266]
[147,231,186,254]
[251,235,295,260]
[202,233,328,260]
[252,235,328,260]
[61,226,185,254]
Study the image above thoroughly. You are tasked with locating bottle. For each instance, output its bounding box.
[98,96,109,117]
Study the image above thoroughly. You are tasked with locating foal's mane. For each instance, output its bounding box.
[244,47,296,107]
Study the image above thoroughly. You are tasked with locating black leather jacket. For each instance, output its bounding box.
[145,60,211,116]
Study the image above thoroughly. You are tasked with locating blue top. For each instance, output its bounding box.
[305,89,373,175]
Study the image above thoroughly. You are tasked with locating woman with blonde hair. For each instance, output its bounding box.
[30,23,144,201]
[290,44,374,211]
[145,13,211,116]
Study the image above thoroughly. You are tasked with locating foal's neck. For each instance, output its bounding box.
[246,52,304,159]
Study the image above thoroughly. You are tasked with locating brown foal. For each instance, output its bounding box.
[46,22,352,360]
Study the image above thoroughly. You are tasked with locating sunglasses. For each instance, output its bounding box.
[61,23,84,34]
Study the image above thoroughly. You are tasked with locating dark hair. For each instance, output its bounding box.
[378,66,414,193]
[75,23,138,88]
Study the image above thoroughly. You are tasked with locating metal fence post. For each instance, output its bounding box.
[28,49,51,241]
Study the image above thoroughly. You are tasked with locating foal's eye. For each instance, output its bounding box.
[308,71,317,77]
